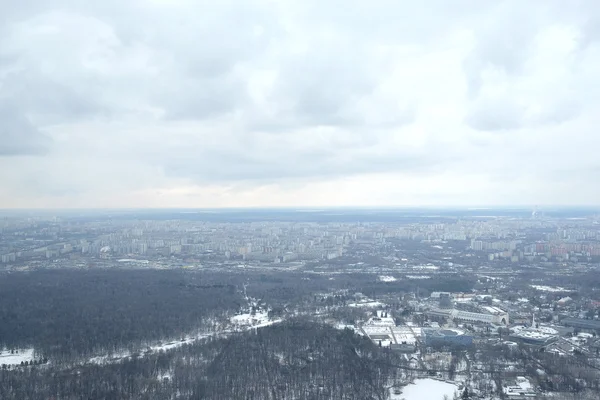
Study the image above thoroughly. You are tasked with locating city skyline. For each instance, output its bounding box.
[2,0,600,208]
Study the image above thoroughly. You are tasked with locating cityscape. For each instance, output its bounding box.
[2,0,600,398]
[2,208,600,399]
[3,208,600,267]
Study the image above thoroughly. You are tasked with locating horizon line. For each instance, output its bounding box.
[1,205,600,211]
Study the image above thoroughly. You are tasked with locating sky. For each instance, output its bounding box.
[1,0,599,209]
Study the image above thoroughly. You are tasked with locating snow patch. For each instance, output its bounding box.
[412,264,439,270]
[393,379,459,400]
[530,285,567,292]
[231,309,271,327]
[348,301,384,308]
[0,349,36,365]
[89,333,213,365]
[379,275,397,282]
[89,311,282,365]
[157,371,172,381]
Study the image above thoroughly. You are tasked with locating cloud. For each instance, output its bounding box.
[0,0,599,207]
[466,96,525,132]
[462,1,541,98]
[0,104,51,156]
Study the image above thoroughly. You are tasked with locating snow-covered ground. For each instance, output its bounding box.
[379,275,397,282]
[504,376,535,397]
[157,371,173,381]
[117,259,149,264]
[530,285,567,292]
[0,348,35,365]
[348,301,384,308]
[392,379,459,400]
[90,318,282,365]
[89,309,282,365]
[231,309,271,326]
[411,264,439,271]
[335,323,356,331]
[88,331,217,364]
[89,351,131,365]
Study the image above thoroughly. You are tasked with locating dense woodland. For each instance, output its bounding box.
[0,270,243,360]
[0,268,481,399]
[0,321,399,400]
[2,268,600,399]
[0,269,475,361]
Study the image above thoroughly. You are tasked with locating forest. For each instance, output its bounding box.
[0,269,243,360]
[0,268,474,362]
[0,268,482,399]
[0,321,400,400]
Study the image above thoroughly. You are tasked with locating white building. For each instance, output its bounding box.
[429,307,509,325]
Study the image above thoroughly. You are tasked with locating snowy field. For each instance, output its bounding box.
[230,309,271,326]
[530,285,567,292]
[392,379,459,400]
[0,349,35,365]
[379,275,397,282]
[348,301,384,308]
[411,264,439,271]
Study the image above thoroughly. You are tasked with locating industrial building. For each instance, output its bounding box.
[560,317,600,332]
[361,316,421,352]
[509,326,559,346]
[427,307,509,325]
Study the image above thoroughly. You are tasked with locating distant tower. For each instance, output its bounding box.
[532,206,539,219]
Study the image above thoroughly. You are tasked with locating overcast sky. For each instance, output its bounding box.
[1,0,599,208]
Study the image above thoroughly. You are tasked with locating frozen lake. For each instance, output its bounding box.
[392,379,459,400]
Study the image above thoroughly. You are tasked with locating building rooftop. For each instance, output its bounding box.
[561,317,600,330]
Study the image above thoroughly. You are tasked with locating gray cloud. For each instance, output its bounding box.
[161,139,445,184]
[466,97,525,132]
[0,0,599,206]
[462,1,542,98]
[267,41,376,128]
[2,71,108,123]
[158,77,244,121]
[0,105,51,156]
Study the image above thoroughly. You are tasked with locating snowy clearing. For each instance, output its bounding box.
[530,285,568,292]
[0,348,35,365]
[231,310,271,326]
[393,379,459,400]
[157,371,173,381]
[379,275,397,282]
[89,332,214,364]
[89,313,282,365]
[412,264,439,270]
[348,301,384,308]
